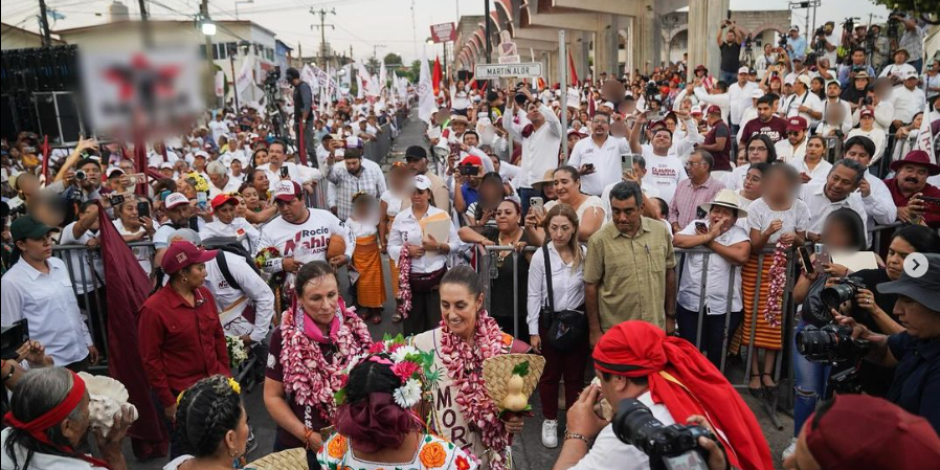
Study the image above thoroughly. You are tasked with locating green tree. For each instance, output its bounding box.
[872,0,939,23]
[366,57,381,75]
[384,53,404,67]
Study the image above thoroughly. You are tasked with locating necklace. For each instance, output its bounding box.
[496,229,522,268]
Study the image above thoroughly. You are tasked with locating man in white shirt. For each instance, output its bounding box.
[629,115,689,205]
[819,81,853,135]
[552,321,768,470]
[568,113,632,197]
[841,136,897,228]
[503,88,563,215]
[880,49,918,85]
[208,113,229,145]
[727,66,760,133]
[206,161,242,199]
[781,75,823,126]
[600,156,661,222]
[263,140,321,189]
[775,117,809,163]
[754,44,778,79]
[891,71,928,129]
[693,81,730,124]
[800,159,870,244]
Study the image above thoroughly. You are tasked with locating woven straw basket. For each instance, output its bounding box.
[248,448,309,470]
[482,354,546,407]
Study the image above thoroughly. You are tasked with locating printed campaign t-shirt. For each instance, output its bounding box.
[641,146,688,205]
[255,209,354,287]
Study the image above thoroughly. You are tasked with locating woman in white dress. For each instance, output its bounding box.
[526,166,605,244]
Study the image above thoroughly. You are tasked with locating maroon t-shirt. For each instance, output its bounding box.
[704,121,733,172]
[266,327,334,450]
[740,116,788,146]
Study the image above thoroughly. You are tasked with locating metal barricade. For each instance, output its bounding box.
[473,245,539,339]
[364,124,393,163]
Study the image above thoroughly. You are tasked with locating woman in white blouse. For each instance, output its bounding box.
[387,175,461,334]
[846,108,887,165]
[526,203,588,450]
[113,197,157,276]
[789,136,832,185]
[526,166,605,245]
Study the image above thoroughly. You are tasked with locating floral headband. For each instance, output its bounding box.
[334,334,439,410]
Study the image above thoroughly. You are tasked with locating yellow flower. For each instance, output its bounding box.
[228,378,241,395]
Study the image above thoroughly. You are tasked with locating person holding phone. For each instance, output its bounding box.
[567,113,633,197]
[885,151,940,228]
[113,197,157,275]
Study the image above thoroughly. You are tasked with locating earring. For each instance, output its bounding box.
[182,278,189,284]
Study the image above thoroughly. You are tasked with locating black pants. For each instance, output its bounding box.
[677,305,743,368]
[403,289,442,337]
[295,119,317,168]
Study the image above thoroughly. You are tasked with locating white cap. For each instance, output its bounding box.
[194,151,209,160]
[414,175,432,191]
[165,193,190,210]
[160,162,174,170]
[106,167,125,179]
[601,102,616,109]
[904,70,920,80]
[738,66,750,75]
[232,155,248,167]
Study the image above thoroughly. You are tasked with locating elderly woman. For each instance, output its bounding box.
[459,199,531,334]
[387,175,461,331]
[673,189,752,367]
[317,347,478,470]
[166,376,250,470]
[264,261,372,470]
[1,368,136,470]
[410,267,529,470]
[526,166,605,245]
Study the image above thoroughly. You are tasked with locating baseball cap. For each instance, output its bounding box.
[161,241,218,275]
[903,70,919,81]
[194,151,209,160]
[805,394,940,470]
[786,116,808,132]
[165,193,190,210]
[405,146,428,161]
[797,75,812,87]
[789,25,799,32]
[10,215,59,243]
[211,194,239,210]
[461,155,484,167]
[106,167,125,179]
[859,108,874,119]
[878,253,939,310]
[737,66,749,75]
[159,162,174,170]
[273,180,303,202]
[854,71,871,79]
[706,105,722,116]
[690,106,703,116]
[413,175,432,191]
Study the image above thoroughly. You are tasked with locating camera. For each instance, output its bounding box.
[460,164,479,177]
[820,276,866,311]
[797,323,871,363]
[778,35,789,49]
[1,320,29,361]
[75,170,87,181]
[613,399,717,470]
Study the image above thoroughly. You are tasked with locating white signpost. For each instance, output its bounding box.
[473,63,542,80]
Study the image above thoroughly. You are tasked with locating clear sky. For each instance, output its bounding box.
[1,0,893,63]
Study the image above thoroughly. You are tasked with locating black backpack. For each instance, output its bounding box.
[202,237,260,292]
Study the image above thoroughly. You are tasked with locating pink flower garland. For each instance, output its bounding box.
[439,310,511,470]
[396,244,412,319]
[280,297,373,422]
[762,241,792,328]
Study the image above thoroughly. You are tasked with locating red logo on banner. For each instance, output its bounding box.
[430,23,457,43]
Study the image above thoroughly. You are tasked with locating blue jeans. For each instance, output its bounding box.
[719,70,738,85]
[792,320,832,437]
[909,59,923,74]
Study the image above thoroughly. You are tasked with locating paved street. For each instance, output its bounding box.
[124,110,793,470]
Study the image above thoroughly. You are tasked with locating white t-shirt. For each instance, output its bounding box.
[774,138,808,164]
[208,120,229,144]
[255,210,355,281]
[546,196,606,224]
[567,136,632,196]
[641,146,688,205]
[846,128,888,164]
[747,198,811,244]
[788,158,833,185]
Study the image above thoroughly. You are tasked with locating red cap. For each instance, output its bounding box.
[460,155,484,167]
[805,395,940,470]
[161,241,218,275]
[210,194,239,210]
[890,150,940,176]
[649,120,667,130]
[786,116,808,132]
[705,105,722,116]
[273,180,303,202]
[859,107,874,119]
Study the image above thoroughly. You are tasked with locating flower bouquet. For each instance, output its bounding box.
[226,335,248,368]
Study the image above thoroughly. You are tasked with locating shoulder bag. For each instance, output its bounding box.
[540,245,587,351]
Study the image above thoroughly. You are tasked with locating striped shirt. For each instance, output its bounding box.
[668,177,727,229]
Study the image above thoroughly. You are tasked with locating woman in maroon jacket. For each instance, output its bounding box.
[138,241,230,459]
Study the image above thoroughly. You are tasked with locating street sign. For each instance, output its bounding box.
[498,55,521,65]
[430,23,457,43]
[474,63,542,80]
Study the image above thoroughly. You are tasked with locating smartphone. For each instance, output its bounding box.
[460,165,480,177]
[128,173,146,185]
[583,163,595,173]
[196,192,208,210]
[160,190,171,202]
[280,166,290,179]
[621,154,635,175]
[695,222,708,233]
[530,197,544,213]
[814,243,830,274]
[798,246,814,275]
[0,319,30,360]
[137,201,150,220]
[335,149,345,159]
[109,194,126,206]
[919,196,940,205]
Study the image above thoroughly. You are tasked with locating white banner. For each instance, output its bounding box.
[235,56,254,94]
[418,52,435,123]
[914,104,938,164]
[301,65,320,92]
[214,71,225,98]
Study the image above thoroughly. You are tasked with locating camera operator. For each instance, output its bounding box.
[782,394,940,470]
[754,44,778,79]
[786,25,808,64]
[834,253,940,433]
[814,22,839,67]
[717,20,744,84]
[286,67,317,168]
[891,12,927,73]
[552,321,773,470]
[837,48,876,89]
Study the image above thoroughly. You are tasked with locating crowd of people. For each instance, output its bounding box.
[1,15,940,470]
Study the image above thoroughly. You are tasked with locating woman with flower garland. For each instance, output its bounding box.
[410,267,530,470]
[318,339,478,470]
[166,376,252,470]
[264,261,373,470]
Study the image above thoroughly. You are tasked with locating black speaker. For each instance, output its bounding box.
[33,92,84,145]
[0,95,17,142]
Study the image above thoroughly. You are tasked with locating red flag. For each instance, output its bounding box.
[432,57,443,97]
[40,135,50,186]
[96,202,169,459]
[588,94,596,118]
[134,135,149,199]
[568,51,579,86]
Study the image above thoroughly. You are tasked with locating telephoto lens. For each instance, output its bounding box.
[820,277,866,311]
[796,324,869,363]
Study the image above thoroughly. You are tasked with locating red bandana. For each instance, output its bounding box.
[3,371,112,469]
[593,321,773,470]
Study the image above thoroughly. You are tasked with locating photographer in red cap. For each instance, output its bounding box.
[138,241,230,459]
[554,321,772,470]
[784,394,940,470]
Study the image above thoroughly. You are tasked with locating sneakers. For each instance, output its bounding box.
[781,437,797,462]
[541,420,559,449]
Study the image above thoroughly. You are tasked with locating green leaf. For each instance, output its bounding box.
[512,361,530,377]
[334,388,347,406]
[383,333,393,342]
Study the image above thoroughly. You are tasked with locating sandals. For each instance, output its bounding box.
[391,313,403,324]
[370,311,384,325]
[761,373,779,395]
[748,373,763,398]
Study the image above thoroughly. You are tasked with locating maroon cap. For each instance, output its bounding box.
[649,120,667,130]
[786,116,808,132]
[890,150,940,176]
[805,395,940,470]
[859,107,874,119]
[273,180,303,202]
[161,241,218,275]
[705,105,722,116]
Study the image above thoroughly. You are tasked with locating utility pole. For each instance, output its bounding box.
[311,8,335,68]
[201,0,216,108]
[484,0,492,63]
[229,45,240,110]
[38,0,52,47]
[138,0,153,47]
[373,45,387,73]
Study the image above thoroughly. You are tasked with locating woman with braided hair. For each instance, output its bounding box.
[165,376,250,470]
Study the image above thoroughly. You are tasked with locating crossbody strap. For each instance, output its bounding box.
[542,244,555,313]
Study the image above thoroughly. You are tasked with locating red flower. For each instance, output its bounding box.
[388,342,405,354]
[456,455,471,470]
[369,342,386,354]
[391,361,420,384]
